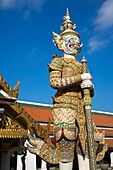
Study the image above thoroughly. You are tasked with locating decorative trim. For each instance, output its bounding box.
[92,110,113,116]
[17,100,52,109]
[0,129,26,138]
[0,74,20,98]
[0,89,16,100]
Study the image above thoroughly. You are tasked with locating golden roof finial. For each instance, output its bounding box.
[60,8,76,31]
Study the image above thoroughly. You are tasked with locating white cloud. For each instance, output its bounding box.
[0,0,46,12]
[87,0,113,54]
[23,9,30,19]
[0,0,15,9]
[95,0,113,30]
[87,36,108,54]
[31,47,37,53]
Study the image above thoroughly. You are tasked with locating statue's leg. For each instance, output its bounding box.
[59,161,73,170]
[77,154,90,170]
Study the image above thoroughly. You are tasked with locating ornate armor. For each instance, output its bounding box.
[48,56,86,161]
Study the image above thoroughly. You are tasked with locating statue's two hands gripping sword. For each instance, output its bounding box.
[81,73,94,90]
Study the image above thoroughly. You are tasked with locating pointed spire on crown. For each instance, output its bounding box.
[63,8,70,20]
[60,8,76,31]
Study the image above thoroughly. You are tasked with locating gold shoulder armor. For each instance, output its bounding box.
[48,56,62,72]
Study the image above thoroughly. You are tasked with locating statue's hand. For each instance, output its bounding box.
[81,73,92,81]
[26,131,44,155]
[81,80,94,89]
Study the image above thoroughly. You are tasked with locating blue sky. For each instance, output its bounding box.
[0,0,113,112]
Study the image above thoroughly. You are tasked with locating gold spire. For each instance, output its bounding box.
[60,8,76,31]
[63,8,70,21]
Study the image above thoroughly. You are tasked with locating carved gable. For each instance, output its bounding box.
[0,112,26,138]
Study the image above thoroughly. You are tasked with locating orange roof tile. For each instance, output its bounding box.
[92,114,113,127]
[105,139,113,147]
[22,106,53,121]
